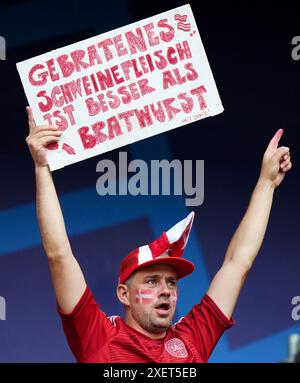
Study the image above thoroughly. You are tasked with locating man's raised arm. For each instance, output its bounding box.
[207,129,292,319]
[26,107,86,314]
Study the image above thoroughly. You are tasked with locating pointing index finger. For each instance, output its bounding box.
[266,129,284,152]
[26,106,37,131]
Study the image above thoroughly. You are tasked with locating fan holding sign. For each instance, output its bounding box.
[23,4,292,363]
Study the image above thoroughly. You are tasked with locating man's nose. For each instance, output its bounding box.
[158,280,171,297]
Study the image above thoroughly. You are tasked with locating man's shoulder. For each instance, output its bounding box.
[107,315,122,327]
[172,297,208,328]
[173,316,185,328]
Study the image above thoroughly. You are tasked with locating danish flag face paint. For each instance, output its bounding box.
[135,288,177,304]
[135,289,155,304]
[170,290,178,303]
[135,287,177,306]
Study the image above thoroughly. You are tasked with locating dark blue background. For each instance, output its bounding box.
[0,0,299,362]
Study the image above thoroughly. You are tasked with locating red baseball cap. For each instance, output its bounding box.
[119,212,195,284]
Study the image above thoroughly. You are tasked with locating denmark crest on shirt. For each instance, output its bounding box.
[165,338,188,358]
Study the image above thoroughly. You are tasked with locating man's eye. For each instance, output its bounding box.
[168,281,176,287]
[147,280,156,285]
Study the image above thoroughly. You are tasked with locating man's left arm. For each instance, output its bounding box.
[207,129,292,319]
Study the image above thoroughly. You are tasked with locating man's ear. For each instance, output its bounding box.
[116,284,130,307]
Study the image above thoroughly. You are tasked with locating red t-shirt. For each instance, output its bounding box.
[58,286,234,363]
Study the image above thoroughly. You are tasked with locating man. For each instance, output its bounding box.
[26,106,292,362]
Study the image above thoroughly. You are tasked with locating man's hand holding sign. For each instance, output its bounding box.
[26,107,61,166]
[26,106,87,314]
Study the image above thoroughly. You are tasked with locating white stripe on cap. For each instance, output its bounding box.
[138,245,153,265]
[165,211,194,244]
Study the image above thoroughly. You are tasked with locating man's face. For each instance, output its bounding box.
[126,263,178,336]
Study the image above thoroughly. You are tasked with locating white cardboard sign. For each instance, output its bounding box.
[17,4,223,170]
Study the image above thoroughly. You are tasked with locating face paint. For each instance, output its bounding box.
[170,290,178,303]
[135,288,154,304]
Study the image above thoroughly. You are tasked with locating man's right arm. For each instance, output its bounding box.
[26,107,86,314]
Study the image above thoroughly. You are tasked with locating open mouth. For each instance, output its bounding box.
[155,302,171,316]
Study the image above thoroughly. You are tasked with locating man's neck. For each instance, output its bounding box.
[125,317,167,340]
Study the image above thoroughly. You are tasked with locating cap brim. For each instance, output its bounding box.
[133,257,195,280]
